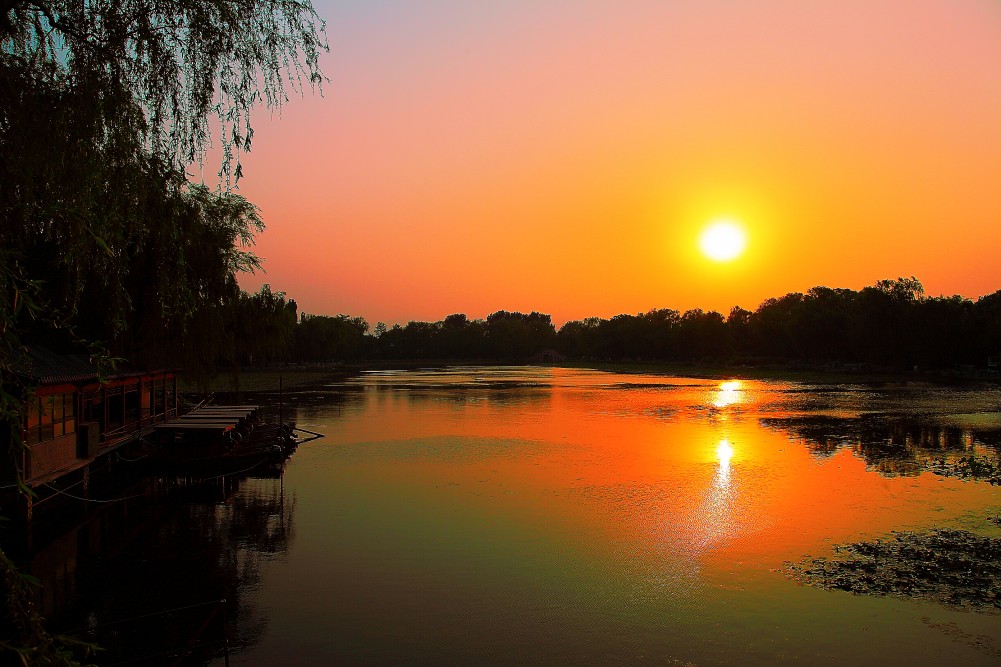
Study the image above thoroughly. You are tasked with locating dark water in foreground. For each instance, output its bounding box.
[23,367,1001,664]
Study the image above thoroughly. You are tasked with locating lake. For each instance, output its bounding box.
[26,367,1001,664]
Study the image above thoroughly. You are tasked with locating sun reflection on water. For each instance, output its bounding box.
[717,439,733,465]
[692,438,738,555]
[712,380,743,408]
[716,439,733,488]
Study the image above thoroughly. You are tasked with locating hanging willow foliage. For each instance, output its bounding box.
[2,0,327,180]
[0,0,326,345]
[1,3,327,662]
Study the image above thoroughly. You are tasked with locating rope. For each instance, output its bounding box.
[105,639,227,667]
[42,483,149,504]
[65,599,227,634]
[171,457,273,482]
[115,453,148,463]
[41,453,280,504]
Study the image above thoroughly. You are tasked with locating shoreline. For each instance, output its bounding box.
[179,358,1000,396]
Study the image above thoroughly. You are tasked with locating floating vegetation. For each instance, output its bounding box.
[930,455,1001,485]
[610,382,692,390]
[761,413,1001,481]
[641,406,680,421]
[785,529,1001,612]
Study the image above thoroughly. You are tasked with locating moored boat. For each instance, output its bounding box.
[151,405,298,475]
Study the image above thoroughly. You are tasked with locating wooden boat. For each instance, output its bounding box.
[151,405,298,475]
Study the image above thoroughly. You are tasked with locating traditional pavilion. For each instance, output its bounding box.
[6,346,178,500]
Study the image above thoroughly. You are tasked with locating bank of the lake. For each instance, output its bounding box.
[182,359,999,397]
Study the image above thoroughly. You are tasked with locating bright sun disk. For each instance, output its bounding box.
[700,221,747,262]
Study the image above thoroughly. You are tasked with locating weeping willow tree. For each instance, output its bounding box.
[1,2,327,662]
[1,0,326,344]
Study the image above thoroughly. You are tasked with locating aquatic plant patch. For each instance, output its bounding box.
[784,529,1001,611]
[930,454,1001,485]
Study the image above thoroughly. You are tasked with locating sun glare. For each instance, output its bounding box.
[717,440,734,466]
[713,380,743,408]
[699,221,747,262]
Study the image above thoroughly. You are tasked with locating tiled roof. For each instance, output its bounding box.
[10,346,100,384]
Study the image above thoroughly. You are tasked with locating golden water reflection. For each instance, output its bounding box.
[692,438,739,557]
[246,367,1001,665]
[716,438,734,468]
[712,379,744,408]
[715,439,733,488]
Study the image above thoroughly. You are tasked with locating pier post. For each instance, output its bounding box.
[221,598,231,667]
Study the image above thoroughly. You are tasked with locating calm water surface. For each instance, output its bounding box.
[30,367,1001,664]
[240,367,1001,665]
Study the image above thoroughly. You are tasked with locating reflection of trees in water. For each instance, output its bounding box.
[360,381,555,409]
[220,373,560,422]
[761,415,1001,481]
[260,385,365,422]
[209,384,366,423]
[26,474,294,664]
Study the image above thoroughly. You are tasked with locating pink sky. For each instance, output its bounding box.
[226,0,1001,327]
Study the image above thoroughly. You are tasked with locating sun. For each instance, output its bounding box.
[699,220,747,262]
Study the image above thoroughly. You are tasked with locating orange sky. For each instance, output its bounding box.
[227,0,1001,327]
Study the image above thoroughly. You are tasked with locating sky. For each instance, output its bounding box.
[229,0,1001,327]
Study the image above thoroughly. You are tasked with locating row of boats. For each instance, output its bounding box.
[150,404,304,474]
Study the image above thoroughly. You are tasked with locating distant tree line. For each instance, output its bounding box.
[375,311,557,360]
[196,290,558,367]
[208,277,1000,373]
[556,278,1000,368]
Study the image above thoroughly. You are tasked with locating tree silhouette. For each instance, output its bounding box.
[1,3,327,661]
